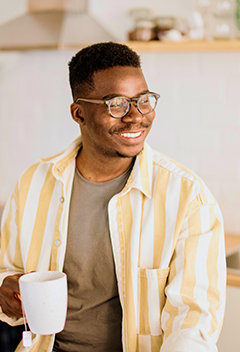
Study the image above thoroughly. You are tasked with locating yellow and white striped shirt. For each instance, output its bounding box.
[0,136,226,352]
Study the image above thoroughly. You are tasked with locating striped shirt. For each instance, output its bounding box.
[0,136,226,352]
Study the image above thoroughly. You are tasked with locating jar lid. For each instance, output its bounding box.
[135,19,155,28]
[129,7,154,21]
[155,17,175,29]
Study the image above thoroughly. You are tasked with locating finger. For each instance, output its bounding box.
[2,274,23,293]
[14,293,22,301]
[1,296,23,318]
[0,278,23,318]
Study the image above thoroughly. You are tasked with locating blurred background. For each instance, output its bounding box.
[0,0,240,351]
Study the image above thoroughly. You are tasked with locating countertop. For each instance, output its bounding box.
[225,233,240,287]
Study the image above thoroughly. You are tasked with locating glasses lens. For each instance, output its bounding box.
[109,97,129,118]
[138,94,157,115]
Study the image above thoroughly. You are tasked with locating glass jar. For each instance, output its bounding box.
[154,17,176,40]
[198,0,212,40]
[130,19,156,41]
[128,7,156,41]
[211,0,236,39]
[236,0,240,34]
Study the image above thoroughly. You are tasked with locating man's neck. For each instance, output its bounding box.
[76,148,134,183]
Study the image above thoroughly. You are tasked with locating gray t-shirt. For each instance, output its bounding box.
[54,164,133,352]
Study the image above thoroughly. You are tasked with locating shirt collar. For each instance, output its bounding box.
[122,142,152,199]
[39,136,82,178]
[39,136,152,198]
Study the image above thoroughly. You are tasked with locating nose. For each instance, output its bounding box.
[121,102,143,123]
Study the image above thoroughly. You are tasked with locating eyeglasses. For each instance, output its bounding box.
[75,92,160,119]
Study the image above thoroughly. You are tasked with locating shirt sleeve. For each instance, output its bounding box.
[160,202,226,352]
[0,182,25,326]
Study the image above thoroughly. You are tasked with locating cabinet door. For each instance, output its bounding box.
[217,286,240,352]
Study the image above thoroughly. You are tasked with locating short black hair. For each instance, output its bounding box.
[68,41,141,100]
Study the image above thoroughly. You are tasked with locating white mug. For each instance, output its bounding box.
[19,271,68,335]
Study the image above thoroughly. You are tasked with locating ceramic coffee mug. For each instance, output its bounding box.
[19,271,68,335]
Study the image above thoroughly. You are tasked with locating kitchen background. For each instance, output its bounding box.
[1,0,240,234]
[0,0,240,351]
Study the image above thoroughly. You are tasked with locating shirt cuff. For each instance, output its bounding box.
[160,329,218,352]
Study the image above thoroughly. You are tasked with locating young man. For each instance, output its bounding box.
[0,42,226,352]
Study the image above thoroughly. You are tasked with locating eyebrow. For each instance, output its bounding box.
[102,90,150,100]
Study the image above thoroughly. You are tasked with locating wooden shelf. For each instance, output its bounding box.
[225,233,240,253]
[123,40,240,52]
[63,40,240,52]
[227,273,240,288]
[2,40,240,52]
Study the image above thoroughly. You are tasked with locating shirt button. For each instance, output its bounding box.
[60,197,64,203]
[54,240,60,246]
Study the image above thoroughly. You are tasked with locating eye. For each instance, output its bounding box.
[110,97,128,108]
[139,94,150,105]
[110,97,122,107]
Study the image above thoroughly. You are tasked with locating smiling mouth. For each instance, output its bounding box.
[120,131,142,138]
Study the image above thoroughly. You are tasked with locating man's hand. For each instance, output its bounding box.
[0,273,23,318]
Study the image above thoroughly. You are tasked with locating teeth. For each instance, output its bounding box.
[121,132,141,138]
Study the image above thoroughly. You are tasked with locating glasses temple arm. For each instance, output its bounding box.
[75,98,105,104]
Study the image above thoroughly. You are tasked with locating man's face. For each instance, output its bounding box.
[77,66,155,159]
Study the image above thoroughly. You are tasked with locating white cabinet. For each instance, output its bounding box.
[217,286,240,352]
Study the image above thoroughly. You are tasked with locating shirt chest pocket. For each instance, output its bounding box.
[138,267,169,336]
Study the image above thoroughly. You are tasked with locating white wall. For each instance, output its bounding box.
[0,0,26,25]
[0,50,79,203]
[0,0,240,236]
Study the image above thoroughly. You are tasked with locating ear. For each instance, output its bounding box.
[70,103,85,125]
